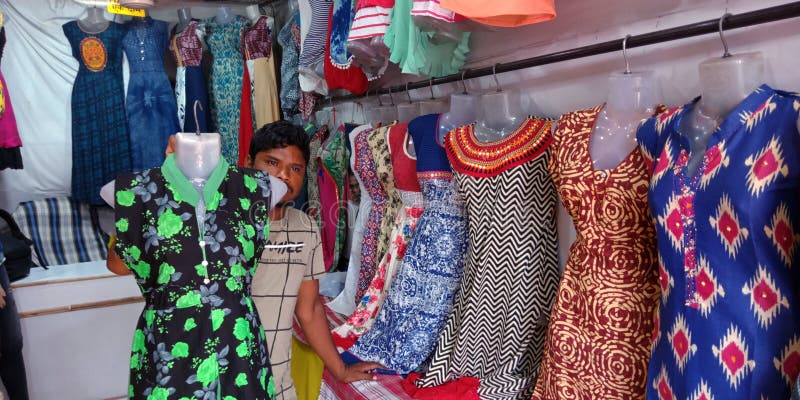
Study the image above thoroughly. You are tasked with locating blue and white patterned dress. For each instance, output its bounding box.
[637,84,800,400]
[348,114,467,374]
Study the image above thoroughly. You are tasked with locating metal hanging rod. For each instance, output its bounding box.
[330,1,800,103]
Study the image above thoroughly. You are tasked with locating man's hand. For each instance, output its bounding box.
[332,361,384,383]
[165,135,176,157]
[0,285,7,309]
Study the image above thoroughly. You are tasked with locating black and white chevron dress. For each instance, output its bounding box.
[417,117,561,399]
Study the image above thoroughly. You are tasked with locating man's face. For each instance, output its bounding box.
[248,146,306,206]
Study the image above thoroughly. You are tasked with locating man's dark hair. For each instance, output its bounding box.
[249,120,310,164]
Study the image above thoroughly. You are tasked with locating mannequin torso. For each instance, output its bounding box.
[397,102,420,123]
[176,7,192,33]
[473,90,524,142]
[438,93,479,143]
[678,51,764,177]
[590,71,658,170]
[215,7,235,25]
[79,7,109,33]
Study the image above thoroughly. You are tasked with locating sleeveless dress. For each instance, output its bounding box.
[324,0,368,94]
[369,124,404,284]
[63,21,131,204]
[348,114,467,374]
[114,155,275,399]
[307,125,328,227]
[123,17,179,171]
[638,85,800,400]
[531,105,661,400]
[384,0,470,77]
[353,125,392,302]
[0,13,22,170]
[205,16,247,163]
[170,20,209,134]
[332,124,424,349]
[328,124,374,315]
[319,125,349,271]
[419,117,560,399]
[440,0,555,27]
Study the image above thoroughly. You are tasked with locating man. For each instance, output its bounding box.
[0,241,29,400]
[243,121,380,400]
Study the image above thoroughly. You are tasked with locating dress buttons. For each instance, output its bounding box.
[201,260,208,267]
[599,171,607,179]
[199,240,206,247]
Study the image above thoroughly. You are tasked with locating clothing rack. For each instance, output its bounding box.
[330,1,800,103]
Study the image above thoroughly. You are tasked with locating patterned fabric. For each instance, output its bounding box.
[368,125,403,285]
[411,0,464,22]
[62,21,131,204]
[205,16,247,163]
[348,6,392,41]
[794,374,800,400]
[319,125,349,271]
[298,0,333,94]
[349,114,467,374]
[332,195,423,348]
[319,368,412,400]
[239,61,255,167]
[307,125,328,225]
[637,85,800,399]
[531,105,661,400]
[114,155,276,399]
[170,21,209,133]
[328,124,374,315]
[384,0,470,77]
[242,16,272,60]
[325,0,368,94]
[123,17,180,171]
[0,20,22,170]
[354,126,390,303]
[278,15,301,118]
[418,117,560,399]
[12,197,108,267]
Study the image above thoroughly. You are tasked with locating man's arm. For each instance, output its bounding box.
[295,279,381,383]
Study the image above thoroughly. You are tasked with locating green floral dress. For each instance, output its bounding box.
[114,155,276,400]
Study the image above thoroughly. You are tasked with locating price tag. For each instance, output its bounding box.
[107,0,146,17]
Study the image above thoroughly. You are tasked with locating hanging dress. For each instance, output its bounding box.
[63,20,131,205]
[348,114,467,374]
[298,0,332,95]
[205,16,247,164]
[531,105,661,400]
[114,155,275,399]
[0,13,22,170]
[384,0,470,77]
[439,0,555,27]
[278,14,301,120]
[348,0,394,41]
[353,125,393,303]
[332,124,424,349]
[638,85,800,400]
[327,124,374,315]
[368,124,404,286]
[307,125,328,227]
[123,17,180,171]
[318,124,349,271]
[324,0,368,94]
[170,20,209,134]
[418,117,560,399]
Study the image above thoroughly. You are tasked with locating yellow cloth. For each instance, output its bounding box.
[253,56,281,128]
[290,337,324,400]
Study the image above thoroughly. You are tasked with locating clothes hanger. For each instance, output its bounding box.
[474,64,524,142]
[439,69,480,143]
[397,82,421,123]
[419,77,449,115]
[590,34,659,171]
[678,12,766,176]
[374,88,399,124]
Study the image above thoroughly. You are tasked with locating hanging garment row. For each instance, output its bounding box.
[61,6,281,205]
[301,18,800,399]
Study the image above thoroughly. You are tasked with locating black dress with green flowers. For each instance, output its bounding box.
[114,154,276,400]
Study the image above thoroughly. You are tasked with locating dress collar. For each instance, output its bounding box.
[161,154,229,209]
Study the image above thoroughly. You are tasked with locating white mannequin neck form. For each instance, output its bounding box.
[176,7,192,31]
[215,7,235,25]
[474,90,524,143]
[679,51,765,176]
[79,7,109,32]
[174,132,222,183]
[438,93,479,143]
[590,70,659,170]
[397,102,420,123]
[245,5,263,24]
[418,98,449,116]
